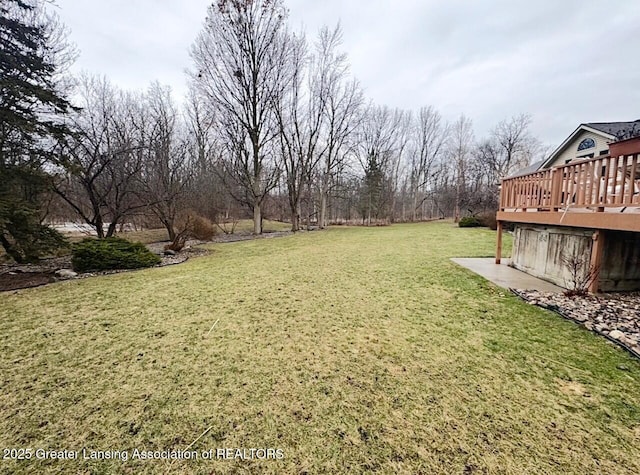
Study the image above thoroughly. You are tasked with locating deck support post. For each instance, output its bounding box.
[588,229,604,293]
[495,220,503,264]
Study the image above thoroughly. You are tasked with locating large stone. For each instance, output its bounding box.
[163,249,176,256]
[609,330,625,340]
[55,269,78,279]
[620,335,635,347]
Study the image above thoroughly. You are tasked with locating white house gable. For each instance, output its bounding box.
[548,128,613,168]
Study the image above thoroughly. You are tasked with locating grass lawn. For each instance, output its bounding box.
[1,222,639,474]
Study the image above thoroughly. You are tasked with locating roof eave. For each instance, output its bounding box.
[541,124,616,169]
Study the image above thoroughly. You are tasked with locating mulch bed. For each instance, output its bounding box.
[0,271,56,292]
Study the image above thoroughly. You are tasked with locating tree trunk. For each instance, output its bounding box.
[319,192,328,229]
[0,234,24,263]
[412,192,418,222]
[454,175,461,223]
[390,192,397,223]
[95,215,105,239]
[305,181,313,230]
[106,221,117,238]
[253,204,262,235]
[163,219,176,242]
[287,183,300,232]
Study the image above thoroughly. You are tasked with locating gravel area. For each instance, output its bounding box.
[513,289,640,359]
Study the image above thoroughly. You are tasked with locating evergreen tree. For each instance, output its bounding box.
[0,0,73,262]
[360,151,390,225]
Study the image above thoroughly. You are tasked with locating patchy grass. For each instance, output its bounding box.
[116,220,291,242]
[1,222,639,474]
[226,219,292,234]
[115,228,170,244]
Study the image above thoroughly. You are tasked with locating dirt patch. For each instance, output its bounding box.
[556,379,589,397]
[146,230,294,253]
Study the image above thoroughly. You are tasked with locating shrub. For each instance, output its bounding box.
[458,216,481,228]
[72,237,160,272]
[166,212,216,252]
[477,212,498,230]
[190,214,216,241]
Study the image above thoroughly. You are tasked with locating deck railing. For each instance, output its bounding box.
[500,152,640,212]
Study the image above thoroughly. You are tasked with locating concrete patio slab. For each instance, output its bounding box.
[451,258,564,293]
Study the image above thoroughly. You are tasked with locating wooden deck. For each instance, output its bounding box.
[495,138,640,292]
[497,145,640,233]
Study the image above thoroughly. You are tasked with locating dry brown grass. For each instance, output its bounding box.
[1,222,639,474]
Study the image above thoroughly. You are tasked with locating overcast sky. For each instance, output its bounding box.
[53,0,640,148]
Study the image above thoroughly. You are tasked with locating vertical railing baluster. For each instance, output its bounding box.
[612,155,620,204]
[629,154,638,204]
[586,160,594,206]
[594,158,603,205]
[603,156,610,204]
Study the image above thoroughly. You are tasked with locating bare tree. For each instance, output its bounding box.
[275,31,329,232]
[492,113,536,178]
[409,106,449,221]
[182,84,234,224]
[449,115,474,222]
[54,75,148,238]
[142,82,190,241]
[357,105,406,224]
[190,0,293,234]
[387,110,412,222]
[316,25,363,228]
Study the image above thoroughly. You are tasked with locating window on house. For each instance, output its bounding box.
[577,138,596,151]
[599,149,609,156]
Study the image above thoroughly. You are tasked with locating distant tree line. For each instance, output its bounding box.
[1,0,543,262]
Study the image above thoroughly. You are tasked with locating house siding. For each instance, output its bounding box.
[547,130,613,168]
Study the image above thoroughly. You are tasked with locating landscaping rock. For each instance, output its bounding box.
[55,269,78,279]
[609,330,624,340]
[163,249,176,256]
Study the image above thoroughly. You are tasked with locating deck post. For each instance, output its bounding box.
[495,220,503,264]
[588,230,604,293]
